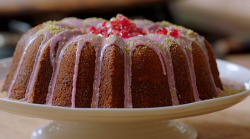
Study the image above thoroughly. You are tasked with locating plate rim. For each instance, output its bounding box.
[0,58,250,122]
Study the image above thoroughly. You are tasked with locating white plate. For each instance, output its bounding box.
[0,58,249,139]
[0,58,249,122]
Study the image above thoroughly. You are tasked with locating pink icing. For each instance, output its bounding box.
[142,34,179,105]
[172,35,200,102]
[60,17,105,31]
[134,20,154,29]
[7,35,39,99]
[144,24,215,102]
[46,30,84,105]
[24,32,53,101]
[71,34,103,108]
[60,18,88,29]
[184,47,200,101]
[124,36,170,106]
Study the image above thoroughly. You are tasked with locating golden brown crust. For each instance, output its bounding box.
[75,43,96,108]
[2,24,43,92]
[192,42,217,100]
[170,43,195,104]
[52,43,77,107]
[131,46,172,108]
[204,39,223,90]
[28,44,53,104]
[98,45,125,108]
[9,35,44,100]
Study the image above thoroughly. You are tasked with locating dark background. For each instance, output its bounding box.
[0,0,250,59]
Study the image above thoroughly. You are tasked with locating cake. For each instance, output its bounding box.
[1,14,223,108]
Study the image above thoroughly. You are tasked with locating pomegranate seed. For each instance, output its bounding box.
[112,30,120,36]
[115,20,121,25]
[152,28,169,35]
[121,18,130,26]
[99,29,105,34]
[163,28,168,34]
[102,32,109,38]
[142,29,148,34]
[132,32,139,36]
[102,22,107,27]
[85,14,146,38]
[170,29,180,37]
[120,29,128,34]
[114,25,121,30]
[93,30,99,34]
[157,29,165,34]
[121,30,129,38]
[128,28,135,33]
[137,28,146,35]
[110,21,117,29]
[128,23,136,28]
[86,26,96,33]
[110,21,116,25]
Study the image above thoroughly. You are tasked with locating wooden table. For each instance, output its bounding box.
[0,54,250,139]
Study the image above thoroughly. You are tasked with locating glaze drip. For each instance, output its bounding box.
[8,36,39,99]
[46,30,84,105]
[71,35,102,108]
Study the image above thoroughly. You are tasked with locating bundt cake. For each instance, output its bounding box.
[1,14,223,108]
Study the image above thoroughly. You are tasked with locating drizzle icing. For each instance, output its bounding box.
[46,30,84,105]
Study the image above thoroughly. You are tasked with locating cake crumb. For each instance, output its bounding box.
[0,91,7,99]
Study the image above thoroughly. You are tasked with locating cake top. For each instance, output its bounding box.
[39,14,202,44]
[83,14,183,39]
[36,21,63,35]
[84,14,146,38]
[30,14,206,58]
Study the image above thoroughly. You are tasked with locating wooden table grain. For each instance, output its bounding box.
[0,54,250,139]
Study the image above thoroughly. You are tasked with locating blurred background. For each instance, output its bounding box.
[0,0,250,62]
